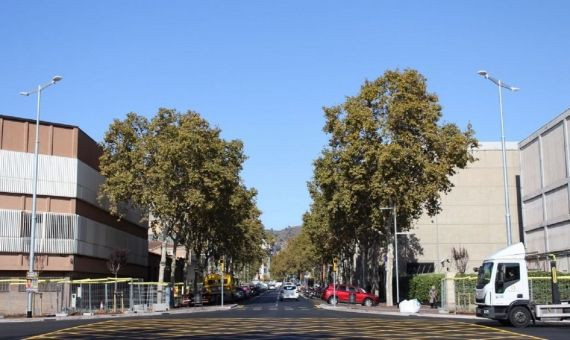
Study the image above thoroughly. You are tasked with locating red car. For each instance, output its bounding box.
[321,284,380,306]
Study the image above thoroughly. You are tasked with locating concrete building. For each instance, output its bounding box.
[519,108,570,272]
[0,115,148,279]
[411,142,522,274]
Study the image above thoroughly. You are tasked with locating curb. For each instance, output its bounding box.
[0,304,238,323]
[317,304,480,320]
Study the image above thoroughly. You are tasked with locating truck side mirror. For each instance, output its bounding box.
[473,267,479,273]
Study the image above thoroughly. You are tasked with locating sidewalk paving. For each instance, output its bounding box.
[317,302,479,320]
[0,304,238,323]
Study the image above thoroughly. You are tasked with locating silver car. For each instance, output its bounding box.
[279,284,299,301]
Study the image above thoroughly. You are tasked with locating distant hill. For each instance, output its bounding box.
[266,225,302,253]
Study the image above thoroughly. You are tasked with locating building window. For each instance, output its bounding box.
[407,262,435,275]
[0,282,9,293]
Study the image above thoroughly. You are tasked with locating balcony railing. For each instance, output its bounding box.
[0,209,147,266]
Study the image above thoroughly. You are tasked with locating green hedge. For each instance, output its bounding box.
[408,273,444,304]
[527,271,570,304]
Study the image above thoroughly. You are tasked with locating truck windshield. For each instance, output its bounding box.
[476,262,493,289]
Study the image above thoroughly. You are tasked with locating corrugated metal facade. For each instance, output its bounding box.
[0,115,149,279]
[0,209,147,266]
[519,108,570,272]
[0,149,143,226]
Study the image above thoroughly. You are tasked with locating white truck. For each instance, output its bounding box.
[475,242,570,327]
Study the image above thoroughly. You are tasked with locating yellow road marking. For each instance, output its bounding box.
[476,323,545,340]
[26,317,541,339]
[26,319,113,339]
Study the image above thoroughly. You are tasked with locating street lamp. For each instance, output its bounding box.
[478,70,518,246]
[19,75,63,318]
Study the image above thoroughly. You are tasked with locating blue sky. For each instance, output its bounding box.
[1,1,569,230]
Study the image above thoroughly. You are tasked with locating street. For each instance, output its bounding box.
[0,290,567,339]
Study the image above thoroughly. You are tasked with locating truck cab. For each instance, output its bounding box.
[475,243,531,326]
[476,242,570,327]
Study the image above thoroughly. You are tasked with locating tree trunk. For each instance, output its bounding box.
[158,228,168,283]
[170,239,178,286]
[157,228,168,303]
[361,244,367,290]
[352,243,359,285]
[114,272,118,312]
[183,245,191,292]
[385,243,394,307]
[168,239,177,308]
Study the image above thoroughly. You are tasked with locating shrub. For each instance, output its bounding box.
[408,273,444,304]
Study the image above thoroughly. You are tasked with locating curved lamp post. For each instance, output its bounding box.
[19,75,63,318]
[477,70,518,246]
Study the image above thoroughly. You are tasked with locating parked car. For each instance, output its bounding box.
[279,283,299,301]
[234,286,246,301]
[240,285,251,298]
[321,284,380,306]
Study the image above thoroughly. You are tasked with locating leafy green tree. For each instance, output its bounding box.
[99,108,263,292]
[311,69,478,305]
[271,228,321,281]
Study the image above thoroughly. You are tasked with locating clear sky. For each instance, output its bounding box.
[1,1,569,230]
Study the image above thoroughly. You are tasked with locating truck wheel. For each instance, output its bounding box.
[509,306,531,328]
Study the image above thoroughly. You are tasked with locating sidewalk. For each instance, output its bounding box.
[317,302,479,320]
[0,304,238,323]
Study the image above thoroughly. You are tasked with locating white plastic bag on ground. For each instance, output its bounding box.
[398,299,421,313]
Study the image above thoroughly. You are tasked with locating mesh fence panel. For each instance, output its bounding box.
[453,276,570,313]
[529,277,570,304]
[0,278,172,316]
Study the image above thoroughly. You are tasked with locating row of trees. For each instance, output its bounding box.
[278,69,478,305]
[270,228,320,281]
[98,108,266,292]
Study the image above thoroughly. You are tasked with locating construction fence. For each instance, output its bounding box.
[0,277,190,317]
[442,275,570,313]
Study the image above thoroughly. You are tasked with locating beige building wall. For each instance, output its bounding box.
[411,142,521,274]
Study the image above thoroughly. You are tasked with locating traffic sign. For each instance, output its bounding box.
[26,272,38,293]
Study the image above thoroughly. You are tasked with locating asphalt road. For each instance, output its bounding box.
[0,289,567,339]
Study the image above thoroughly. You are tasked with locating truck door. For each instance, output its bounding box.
[494,262,523,305]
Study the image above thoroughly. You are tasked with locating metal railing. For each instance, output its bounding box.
[0,277,173,316]
[450,276,570,313]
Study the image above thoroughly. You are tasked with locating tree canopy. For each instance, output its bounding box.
[308,69,478,304]
[99,108,266,285]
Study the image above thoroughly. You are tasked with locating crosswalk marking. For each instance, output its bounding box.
[28,317,542,339]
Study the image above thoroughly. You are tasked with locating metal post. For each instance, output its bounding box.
[89,283,92,313]
[221,268,224,307]
[394,207,399,304]
[479,71,516,247]
[129,279,134,311]
[333,271,336,307]
[104,283,108,312]
[498,80,513,246]
[26,85,42,318]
